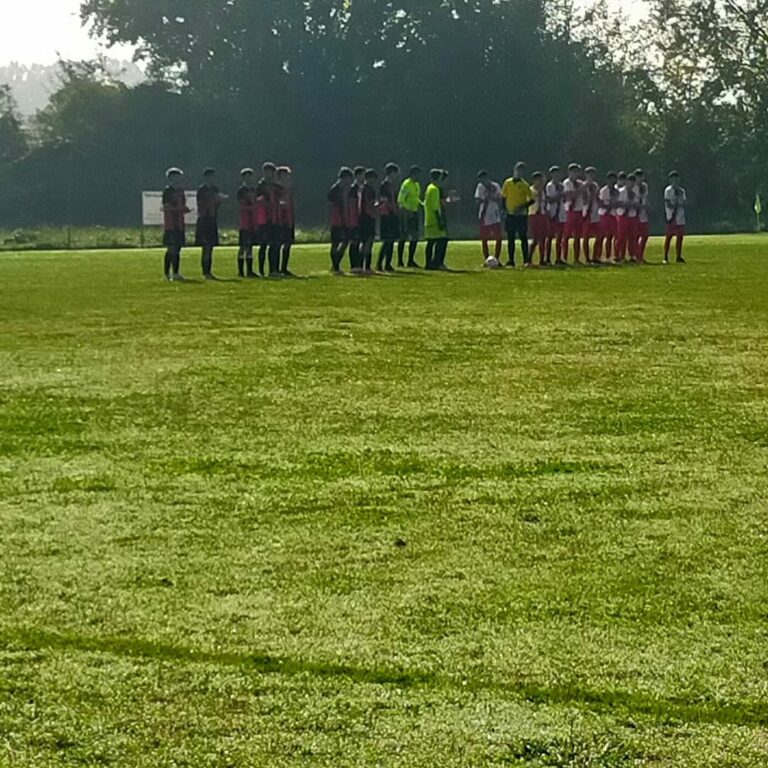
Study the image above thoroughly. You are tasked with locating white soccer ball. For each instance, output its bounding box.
[484,256,501,269]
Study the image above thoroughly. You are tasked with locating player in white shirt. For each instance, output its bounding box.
[475,170,503,263]
[614,172,633,262]
[663,171,687,264]
[580,166,602,264]
[598,171,619,263]
[563,163,584,264]
[545,165,566,265]
[635,169,650,263]
[529,171,548,266]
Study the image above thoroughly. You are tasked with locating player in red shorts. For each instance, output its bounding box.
[663,171,687,264]
[545,166,566,265]
[635,168,650,263]
[528,172,548,266]
[598,171,618,263]
[579,166,602,264]
[563,163,584,264]
[475,170,503,264]
[614,172,632,263]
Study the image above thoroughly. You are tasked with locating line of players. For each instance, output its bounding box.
[161,163,295,281]
[159,161,688,281]
[477,162,689,269]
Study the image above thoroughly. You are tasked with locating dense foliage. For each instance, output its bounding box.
[0,0,764,230]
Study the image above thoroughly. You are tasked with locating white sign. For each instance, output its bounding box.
[142,191,199,226]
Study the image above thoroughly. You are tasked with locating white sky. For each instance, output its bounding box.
[2,0,135,66]
[1,0,647,67]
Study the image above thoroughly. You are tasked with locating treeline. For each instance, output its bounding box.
[0,0,766,233]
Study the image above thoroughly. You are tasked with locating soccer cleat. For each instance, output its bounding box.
[281,270,296,278]
[662,259,669,265]
[676,257,686,264]
[204,273,217,281]
[384,265,395,273]
[172,274,187,282]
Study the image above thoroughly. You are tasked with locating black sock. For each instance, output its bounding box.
[397,241,406,266]
[425,240,435,268]
[437,238,448,267]
[268,243,280,274]
[202,248,213,276]
[281,245,291,273]
[349,242,360,270]
[246,254,255,275]
[257,245,268,276]
[376,244,385,271]
[172,249,181,275]
[237,253,245,277]
[164,251,172,277]
[408,240,418,264]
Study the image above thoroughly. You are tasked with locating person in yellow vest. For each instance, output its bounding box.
[397,165,423,267]
[424,169,448,270]
[501,161,535,267]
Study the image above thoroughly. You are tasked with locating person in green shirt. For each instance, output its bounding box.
[397,165,422,267]
[424,168,448,270]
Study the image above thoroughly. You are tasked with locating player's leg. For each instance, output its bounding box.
[505,218,516,267]
[437,237,449,269]
[425,239,435,269]
[676,227,686,263]
[517,216,531,266]
[164,249,173,280]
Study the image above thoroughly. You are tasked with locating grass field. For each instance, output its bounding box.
[1,237,767,767]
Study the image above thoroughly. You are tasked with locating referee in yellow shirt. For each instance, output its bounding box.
[501,161,535,267]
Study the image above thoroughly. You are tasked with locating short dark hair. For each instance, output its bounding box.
[385,162,400,175]
[430,168,442,181]
[628,173,637,181]
[409,165,421,176]
[618,171,627,179]
[668,170,680,178]
[241,167,255,177]
[584,166,596,174]
[532,171,543,179]
[353,166,366,176]
[515,161,526,170]
[203,167,215,177]
[262,162,277,172]
[277,165,292,176]
[339,166,354,179]
[634,168,644,176]
[568,162,581,171]
[477,169,489,179]
[606,170,618,178]
[365,168,378,180]
[548,165,560,174]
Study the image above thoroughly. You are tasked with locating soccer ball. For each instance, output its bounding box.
[484,256,501,269]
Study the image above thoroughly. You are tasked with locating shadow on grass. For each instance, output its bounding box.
[2,628,766,727]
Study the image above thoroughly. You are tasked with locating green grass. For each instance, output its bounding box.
[1,236,767,767]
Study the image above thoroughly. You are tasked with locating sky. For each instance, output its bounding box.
[2,0,135,66]
[1,0,647,67]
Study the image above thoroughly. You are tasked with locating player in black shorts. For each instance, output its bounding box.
[377,163,400,271]
[276,166,296,276]
[195,168,226,280]
[162,167,190,281]
[328,167,354,274]
[256,162,280,278]
[360,169,378,273]
[237,168,258,278]
[347,166,365,272]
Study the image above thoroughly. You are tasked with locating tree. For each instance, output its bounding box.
[0,85,28,167]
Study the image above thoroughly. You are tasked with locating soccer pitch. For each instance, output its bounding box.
[1,237,767,767]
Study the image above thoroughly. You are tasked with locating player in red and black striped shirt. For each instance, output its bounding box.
[162,167,191,281]
[195,168,227,280]
[276,166,296,276]
[328,167,354,274]
[237,168,258,278]
[377,163,400,272]
[256,162,281,278]
[360,169,378,273]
